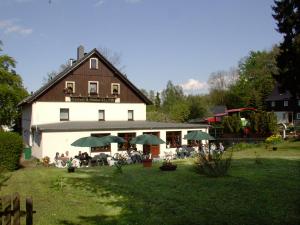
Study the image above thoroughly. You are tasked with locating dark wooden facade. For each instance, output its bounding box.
[37,53,145,104]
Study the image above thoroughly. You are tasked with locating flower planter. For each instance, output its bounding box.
[68,167,75,173]
[142,159,153,168]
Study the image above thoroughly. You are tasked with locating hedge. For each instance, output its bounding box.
[0,132,23,170]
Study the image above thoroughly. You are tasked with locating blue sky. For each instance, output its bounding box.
[0,0,282,94]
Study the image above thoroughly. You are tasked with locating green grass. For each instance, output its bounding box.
[1,141,300,225]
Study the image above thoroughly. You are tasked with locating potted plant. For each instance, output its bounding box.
[265,134,282,151]
[42,156,50,167]
[159,159,177,171]
[142,155,153,168]
[67,159,75,172]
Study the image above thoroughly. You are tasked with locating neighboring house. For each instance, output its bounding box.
[266,83,300,125]
[19,46,208,161]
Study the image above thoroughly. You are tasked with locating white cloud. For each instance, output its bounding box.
[0,19,33,36]
[179,79,208,94]
[94,0,105,7]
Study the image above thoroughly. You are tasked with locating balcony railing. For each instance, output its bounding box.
[70,96,116,103]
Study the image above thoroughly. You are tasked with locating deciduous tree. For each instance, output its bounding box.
[0,42,28,128]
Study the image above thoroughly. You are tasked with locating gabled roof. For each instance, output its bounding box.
[266,83,294,101]
[210,105,227,115]
[19,48,152,106]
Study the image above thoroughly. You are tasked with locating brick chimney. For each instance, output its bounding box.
[77,45,84,60]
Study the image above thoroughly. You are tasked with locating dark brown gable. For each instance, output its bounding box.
[37,53,146,103]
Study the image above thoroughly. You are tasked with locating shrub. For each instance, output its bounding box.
[265,134,282,145]
[194,151,233,177]
[0,132,23,170]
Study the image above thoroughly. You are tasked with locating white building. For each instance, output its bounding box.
[19,46,209,161]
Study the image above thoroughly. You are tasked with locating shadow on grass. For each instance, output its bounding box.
[0,168,11,191]
[58,158,300,225]
[60,215,118,225]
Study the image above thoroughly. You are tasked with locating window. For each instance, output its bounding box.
[166,131,181,148]
[111,83,120,95]
[284,100,288,107]
[88,81,98,95]
[271,101,275,107]
[297,113,300,120]
[65,81,75,93]
[298,100,300,106]
[91,133,111,152]
[60,108,69,121]
[118,133,136,151]
[128,110,134,121]
[90,58,98,69]
[98,110,105,121]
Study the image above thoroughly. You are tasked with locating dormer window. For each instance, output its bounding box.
[90,58,98,69]
[111,83,120,95]
[65,81,75,94]
[88,81,98,95]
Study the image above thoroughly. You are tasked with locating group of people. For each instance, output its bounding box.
[200,142,224,154]
[54,151,91,168]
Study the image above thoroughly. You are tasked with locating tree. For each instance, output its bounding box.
[161,81,185,112]
[154,92,161,110]
[208,68,238,106]
[0,42,28,128]
[229,48,278,109]
[97,46,125,72]
[43,61,70,84]
[272,0,300,97]
[186,95,209,120]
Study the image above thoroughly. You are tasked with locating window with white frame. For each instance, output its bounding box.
[99,110,105,121]
[90,58,98,69]
[271,101,275,107]
[60,108,69,121]
[284,100,288,107]
[88,81,98,95]
[297,113,300,120]
[111,83,120,95]
[128,110,134,121]
[65,81,75,93]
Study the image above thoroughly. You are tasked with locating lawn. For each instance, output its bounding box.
[1,141,300,225]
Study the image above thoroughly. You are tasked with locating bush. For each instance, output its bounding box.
[265,134,282,145]
[0,132,23,170]
[194,151,232,177]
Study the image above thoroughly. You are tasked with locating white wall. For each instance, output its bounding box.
[31,102,146,125]
[34,127,208,162]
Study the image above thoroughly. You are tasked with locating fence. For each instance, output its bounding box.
[0,193,35,225]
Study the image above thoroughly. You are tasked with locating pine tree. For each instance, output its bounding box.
[272,0,300,97]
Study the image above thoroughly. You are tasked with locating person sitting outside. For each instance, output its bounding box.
[219,142,225,152]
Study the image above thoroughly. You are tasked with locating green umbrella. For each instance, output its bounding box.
[184,130,215,141]
[130,134,165,145]
[71,136,107,147]
[98,135,126,144]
